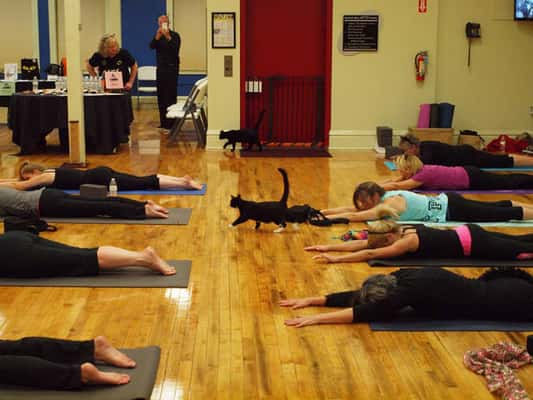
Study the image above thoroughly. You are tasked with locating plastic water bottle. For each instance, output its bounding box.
[32,77,38,92]
[109,178,118,196]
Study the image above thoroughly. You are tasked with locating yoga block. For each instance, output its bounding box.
[408,127,454,144]
[80,184,108,199]
[376,126,393,147]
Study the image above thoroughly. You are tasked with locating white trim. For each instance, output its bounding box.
[206,129,221,149]
[31,0,40,60]
[48,0,57,64]
[166,0,174,27]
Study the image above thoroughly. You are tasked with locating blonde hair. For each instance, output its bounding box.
[19,161,45,180]
[366,220,401,249]
[98,34,120,57]
[395,154,424,176]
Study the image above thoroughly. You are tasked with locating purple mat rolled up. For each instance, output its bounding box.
[417,104,430,128]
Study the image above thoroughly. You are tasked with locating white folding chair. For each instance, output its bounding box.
[136,66,157,109]
[167,77,207,113]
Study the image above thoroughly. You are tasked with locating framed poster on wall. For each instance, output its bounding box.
[212,12,236,48]
[343,15,379,52]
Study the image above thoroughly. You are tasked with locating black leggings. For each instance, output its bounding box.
[53,166,160,191]
[0,337,93,389]
[465,166,533,189]
[468,224,533,259]
[457,145,514,168]
[445,192,523,222]
[39,188,146,219]
[0,231,98,278]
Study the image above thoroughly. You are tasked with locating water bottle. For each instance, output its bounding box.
[32,77,38,92]
[109,178,118,196]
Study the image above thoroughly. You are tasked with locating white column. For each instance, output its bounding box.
[167,0,174,26]
[48,0,58,64]
[105,0,121,40]
[63,0,86,164]
[31,0,40,60]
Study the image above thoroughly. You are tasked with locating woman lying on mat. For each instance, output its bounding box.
[0,230,176,277]
[0,186,168,219]
[0,336,136,389]
[399,133,533,168]
[280,267,533,327]
[321,182,533,223]
[381,154,533,191]
[305,220,533,264]
[0,162,202,191]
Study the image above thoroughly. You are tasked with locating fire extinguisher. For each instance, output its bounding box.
[414,51,428,81]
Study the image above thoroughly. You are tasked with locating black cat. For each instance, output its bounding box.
[219,110,265,152]
[229,168,289,232]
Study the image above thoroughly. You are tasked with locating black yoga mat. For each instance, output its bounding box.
[0,260,191,288]
[41,208,191,225]
[368,258,533,268]
[370,319,533,332]
[0,346,160,400]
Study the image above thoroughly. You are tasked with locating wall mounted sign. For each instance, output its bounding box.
[342,15,379,52]
[212,12,236,49]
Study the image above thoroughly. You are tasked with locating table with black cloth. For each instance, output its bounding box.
[0,80,56,107]
[8,92,133,154]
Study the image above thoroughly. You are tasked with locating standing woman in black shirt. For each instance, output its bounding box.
[150,15,181,129]
[87,33,138,91]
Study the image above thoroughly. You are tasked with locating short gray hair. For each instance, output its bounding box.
[360,274,398,304]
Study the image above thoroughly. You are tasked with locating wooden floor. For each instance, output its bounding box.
[0,108,532,399]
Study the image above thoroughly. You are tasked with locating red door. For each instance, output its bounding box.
[241,0,332,146]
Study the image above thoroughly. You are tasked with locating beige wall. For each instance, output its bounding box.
[174,0,207,72]
[330,0,440,148]
[57,0,106,71]
[0,0,35,70]
[436,0,533,136]
[206,0,240,148]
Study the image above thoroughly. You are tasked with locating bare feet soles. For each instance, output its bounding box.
[81,363,130,386]
[142,247,176,275]
[145,200,169,218]
[183,175,203,190]
[94,336,136,368]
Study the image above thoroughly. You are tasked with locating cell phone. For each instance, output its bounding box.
[162,22,169,31]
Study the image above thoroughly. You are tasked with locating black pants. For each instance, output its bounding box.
[54,166,160,191]
[0,231,98,278]
[446,192,523,222]
[459,145,514,168]
[156,65,179,129]
[465,166,533,189]
[0,337,93,389]
[469,224,533,259]
[39,188,146,219]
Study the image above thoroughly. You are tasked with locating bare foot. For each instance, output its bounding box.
[81,363,130,385]
[147,200,169,214]
[142,247,176,275]
[94,336,136,368]
[145,204,169,219]
[183,175,203,190]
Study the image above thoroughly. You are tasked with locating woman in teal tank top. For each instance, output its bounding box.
[321,182,533,223]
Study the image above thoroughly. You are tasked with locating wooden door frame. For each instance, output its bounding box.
[240,0,332,145]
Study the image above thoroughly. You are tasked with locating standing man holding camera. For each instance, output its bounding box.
[150,15,181,130]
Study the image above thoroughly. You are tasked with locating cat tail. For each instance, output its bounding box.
[278,168,289,204]
[254,109,266,131]
[374,204,399,219]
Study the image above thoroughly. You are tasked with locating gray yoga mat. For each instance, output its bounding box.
[0,260,191,288]
[42,208,191,225]
[370,319,533,331]
[368,258,533,268]
[0,346,160,400]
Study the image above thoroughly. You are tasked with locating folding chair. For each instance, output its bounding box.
[136,66,157,109]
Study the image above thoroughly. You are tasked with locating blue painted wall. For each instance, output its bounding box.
[38,0,50,77]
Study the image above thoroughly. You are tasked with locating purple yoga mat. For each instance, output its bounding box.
[415,189,533,194]
[417,104,431,128]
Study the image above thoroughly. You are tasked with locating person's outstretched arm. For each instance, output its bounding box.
[382,179,423,191]
[321,206,356,215]
[0,173,53,190]
[305,240,369,253]
[284,308,354,327]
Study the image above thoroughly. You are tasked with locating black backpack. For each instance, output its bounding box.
[3,216,57,235]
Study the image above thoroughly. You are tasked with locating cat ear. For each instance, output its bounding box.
[231,195,235,199]
[237,194,241,198]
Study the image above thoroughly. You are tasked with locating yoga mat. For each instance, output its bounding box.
[63,184,206,196]
[384,161,533,172]
[417,104,430,128]
[42,208,191,225]
[368,258,533,268]
[370,319,533,332]
[429,103,440,128]
[438,102,455,128]
[0,260,191,288]
[397,220,533,227]
[0,346,160,400]
[414,189,533,194]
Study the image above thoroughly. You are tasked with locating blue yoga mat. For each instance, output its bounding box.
[370,319,533,332]
[64,184,206,196]
[384,161,533,172]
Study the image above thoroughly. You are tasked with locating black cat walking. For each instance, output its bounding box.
[229,168,289,232]
[220,110,265,152]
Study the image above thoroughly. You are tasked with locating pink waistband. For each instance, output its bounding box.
[454,225,472,257]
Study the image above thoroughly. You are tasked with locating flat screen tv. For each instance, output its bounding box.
[515,0,533,20]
